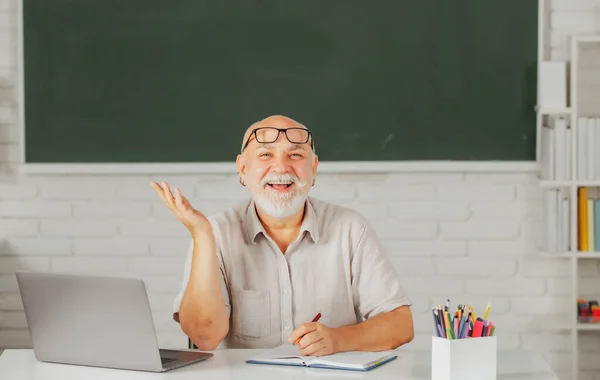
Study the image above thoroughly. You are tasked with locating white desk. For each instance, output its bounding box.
[0,349,558,380]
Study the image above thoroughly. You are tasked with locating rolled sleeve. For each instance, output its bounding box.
[172,232,231,323]
[351,222,411,320]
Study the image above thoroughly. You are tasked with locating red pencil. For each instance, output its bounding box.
[294,313,321,345]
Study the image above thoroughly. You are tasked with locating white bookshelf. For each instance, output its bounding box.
[537,18,600,379]
[541,181,600,188]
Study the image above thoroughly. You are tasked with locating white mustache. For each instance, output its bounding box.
[260,173,308,188]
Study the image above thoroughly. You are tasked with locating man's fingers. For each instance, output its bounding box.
[308,346,329,357]
[149,181,165,198]
[175,189,199,217]
[151,181,184,216]
[288,327,306,344]
[174,187,184,207]
[160,181,176,208]
[289,323,317,344]
[150,182,169,204]
[297,331,321,350]
[299,337,324,356]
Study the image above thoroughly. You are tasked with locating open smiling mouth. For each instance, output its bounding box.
[267,182,294,190]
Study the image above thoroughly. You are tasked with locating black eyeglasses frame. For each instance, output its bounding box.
[241,127,314,153]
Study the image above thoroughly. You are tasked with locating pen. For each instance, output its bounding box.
[294,313,321,345]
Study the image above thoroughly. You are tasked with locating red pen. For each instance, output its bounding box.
[294,313,321,345]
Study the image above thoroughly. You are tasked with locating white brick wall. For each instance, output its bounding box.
[0,2,597,379]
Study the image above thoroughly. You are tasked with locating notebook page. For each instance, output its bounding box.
[268,344,310,359]
[247,344,310,364]
[307,350,395,369]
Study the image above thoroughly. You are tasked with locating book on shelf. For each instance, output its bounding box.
[544,188,570,253]
[577,117,600,180]
[541,115,570,181]
[578,187,600,252]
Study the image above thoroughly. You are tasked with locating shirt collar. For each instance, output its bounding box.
[246,198,319,244]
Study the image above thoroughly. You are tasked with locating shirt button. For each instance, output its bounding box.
[283,289,290,294]
[286,325,292,330]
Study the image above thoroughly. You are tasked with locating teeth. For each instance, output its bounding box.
[269,182,291,185]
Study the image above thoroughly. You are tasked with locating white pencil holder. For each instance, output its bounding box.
[431,336,497,380]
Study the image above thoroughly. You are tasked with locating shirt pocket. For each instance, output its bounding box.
[231,289,271,339]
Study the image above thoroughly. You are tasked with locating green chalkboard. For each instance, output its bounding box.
[23,0,538,163]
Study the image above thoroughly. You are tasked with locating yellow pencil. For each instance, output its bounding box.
[470,305,476,324]
[483,302,491,320]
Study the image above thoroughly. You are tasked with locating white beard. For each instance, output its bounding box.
[252,173,310,218]
[253,191,307,218]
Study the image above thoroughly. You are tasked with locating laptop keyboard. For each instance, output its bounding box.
[161,357,177,365]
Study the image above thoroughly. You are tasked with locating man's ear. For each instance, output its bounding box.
[312,153,319,179]
[236,153,248,178]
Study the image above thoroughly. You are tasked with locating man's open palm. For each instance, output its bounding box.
[150,181,211,235]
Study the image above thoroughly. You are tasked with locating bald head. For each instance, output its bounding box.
[241,115,307,151]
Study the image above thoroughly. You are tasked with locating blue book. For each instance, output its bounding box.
[246,344,397,371]
[595,200,600,252]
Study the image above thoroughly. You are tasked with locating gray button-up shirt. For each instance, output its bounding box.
[173,197,411,348]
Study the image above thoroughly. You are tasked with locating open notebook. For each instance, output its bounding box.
[246,344,397,371]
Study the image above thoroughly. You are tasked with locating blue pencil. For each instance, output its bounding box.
[457,313,466,338]
[432,308,441,337]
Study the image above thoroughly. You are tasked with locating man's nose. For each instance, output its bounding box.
[271,154,289,173]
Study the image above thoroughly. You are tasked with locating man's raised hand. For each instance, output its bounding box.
[150,181,211,236]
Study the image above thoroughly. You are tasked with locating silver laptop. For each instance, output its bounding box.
[16,270,213,372]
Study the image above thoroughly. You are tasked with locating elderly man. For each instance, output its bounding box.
[150,115,413,356]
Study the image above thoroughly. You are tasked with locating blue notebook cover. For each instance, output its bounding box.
[245,346,397,371]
